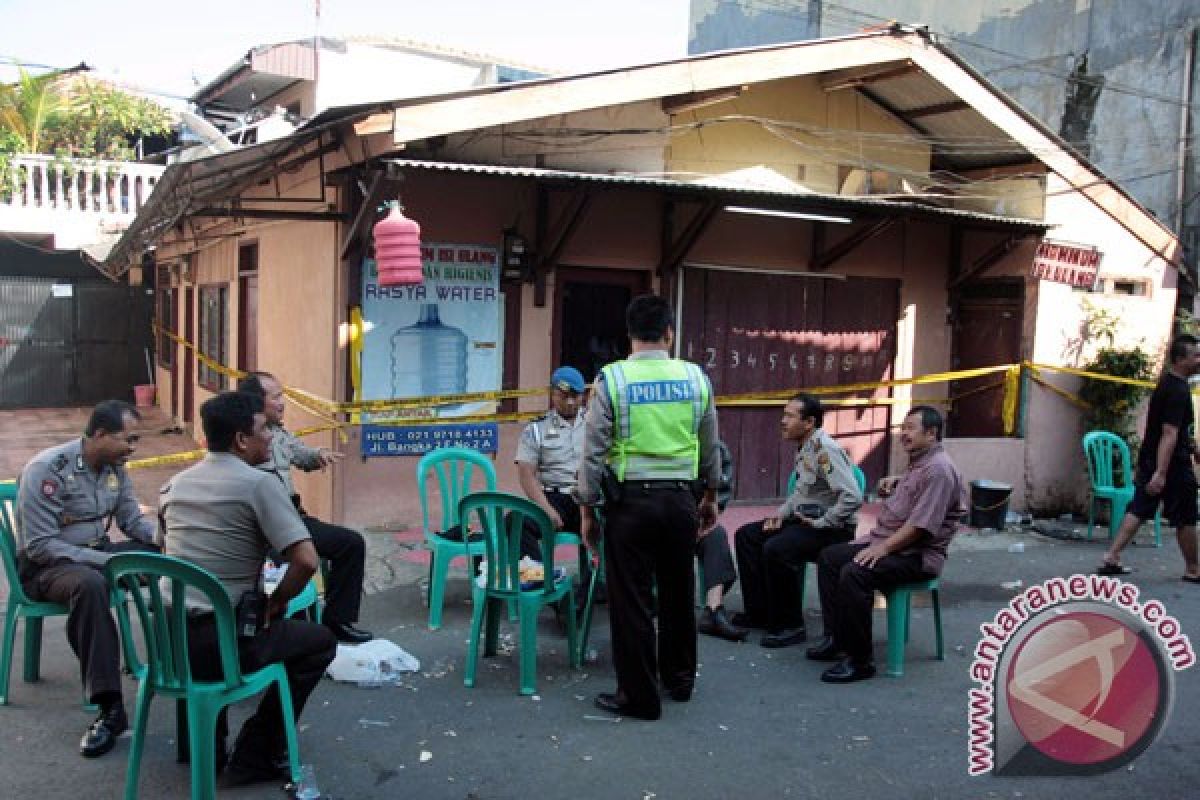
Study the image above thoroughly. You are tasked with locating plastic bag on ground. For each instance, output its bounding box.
[326,638,420,685]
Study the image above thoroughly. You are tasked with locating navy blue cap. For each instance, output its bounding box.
[550,366,586,393]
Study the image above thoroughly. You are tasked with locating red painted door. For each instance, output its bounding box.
[680,267,899,501]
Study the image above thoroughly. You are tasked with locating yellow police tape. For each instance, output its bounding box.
[147,324,1169,448]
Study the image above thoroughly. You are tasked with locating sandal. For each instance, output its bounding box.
[1095,562,1133,576]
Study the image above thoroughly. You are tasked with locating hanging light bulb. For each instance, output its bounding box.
[374,201,424,285]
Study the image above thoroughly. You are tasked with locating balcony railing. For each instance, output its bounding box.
[2,154,165,222]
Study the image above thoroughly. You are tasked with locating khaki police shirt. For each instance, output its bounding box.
[514,409,586,489]
[161,452,310,610]
[776,428,863,531]
[255,424,325,497]
[17,438,156,569]
[575,350,721,507]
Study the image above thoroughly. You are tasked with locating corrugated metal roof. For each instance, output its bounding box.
[384,158,1049,229]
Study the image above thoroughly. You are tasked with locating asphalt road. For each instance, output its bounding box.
[2,526,1197,799]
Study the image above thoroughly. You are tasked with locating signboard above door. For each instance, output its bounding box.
[1031,240,1101,288]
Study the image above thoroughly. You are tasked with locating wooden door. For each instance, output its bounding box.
[680,266,899,501]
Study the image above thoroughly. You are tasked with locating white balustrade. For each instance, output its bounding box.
[2,154,165,221]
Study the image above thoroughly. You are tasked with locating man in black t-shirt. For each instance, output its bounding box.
[1099,334,1200,580]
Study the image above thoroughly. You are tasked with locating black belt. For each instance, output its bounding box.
[623,479,694,492]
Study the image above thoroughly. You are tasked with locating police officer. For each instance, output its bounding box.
[577,294,720,720]
[514,365,587,563]
[237,371,372,644]
[162,391,336,785]
[733,393,862,648]
[16,400,159,758]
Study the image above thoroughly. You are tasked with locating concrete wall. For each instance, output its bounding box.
[689,0,1200,269]
[666,75,931,193]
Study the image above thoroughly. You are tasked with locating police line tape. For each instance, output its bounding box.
[149,324,1168,439]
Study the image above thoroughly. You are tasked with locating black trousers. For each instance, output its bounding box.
[817,541,933,664]
[735,519,853,631]
[300,515,366,625]
[186,616,337,765]
[518,491,582,560]
[20,540,158,704]
[695,524,737,595]
[603,485,699,716]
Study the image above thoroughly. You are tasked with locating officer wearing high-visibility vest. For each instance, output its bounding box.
[576,294,720,721]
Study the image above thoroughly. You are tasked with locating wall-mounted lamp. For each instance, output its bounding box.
[502,227,530,282]
[723,205,853,224]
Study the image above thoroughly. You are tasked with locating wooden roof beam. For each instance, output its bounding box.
[811,217,897,271]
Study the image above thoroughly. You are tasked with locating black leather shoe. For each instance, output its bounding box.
[80,705,128,758]
[729,612,766,629]
[664,684,693,702]
[698,606,748,642]
[805,636,844,662]
[820,658,877,684]
[760,627,807,648]
[221,751,290,788]
[326,620,373,644]
[593,692,661,720]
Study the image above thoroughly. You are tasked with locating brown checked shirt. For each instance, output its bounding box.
[867,442,966,575]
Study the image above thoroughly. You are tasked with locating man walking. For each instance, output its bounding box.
[1099,334,1200,580]
[576,294,720,720]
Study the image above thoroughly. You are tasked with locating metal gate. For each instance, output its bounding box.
[0,277,152,408]
[679,266,900,502]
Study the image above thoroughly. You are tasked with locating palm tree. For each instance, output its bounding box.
[0,68,65,153]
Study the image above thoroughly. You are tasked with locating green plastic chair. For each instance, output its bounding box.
[105,552,302,800]
[0,481,114,708]
[1082,430,1162,546]
[417,447,497,630]
[460,492,581,695]
[881,577,944,678]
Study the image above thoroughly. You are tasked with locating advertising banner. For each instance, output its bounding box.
[359,244,502,455]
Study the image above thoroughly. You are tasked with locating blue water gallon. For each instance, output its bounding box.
[390,303,468,401]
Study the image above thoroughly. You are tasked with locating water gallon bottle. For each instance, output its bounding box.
[390,303,468,401]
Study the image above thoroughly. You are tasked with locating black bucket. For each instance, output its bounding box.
[969,480,1012,529]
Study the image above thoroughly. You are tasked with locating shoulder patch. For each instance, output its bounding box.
[41,478,58,497]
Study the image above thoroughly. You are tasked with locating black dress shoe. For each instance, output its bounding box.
[760,627,807,648]
[326,620,373,644]
[729,612,766,629]
[820,658,877,684]
[221,750,290,788]
[80,705,128,758]
[663,684,693,702]
[698,606,748,642]
[593,692,661,720]
[805,636,844,662]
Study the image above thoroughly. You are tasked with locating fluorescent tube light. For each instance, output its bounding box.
[723,205,853,224]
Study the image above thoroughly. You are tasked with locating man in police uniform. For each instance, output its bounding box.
[16,400,159,758]
[514,365,591,571]
[577,294,720,720]
[734,393,862,648]
[162,391,337,786]
[238,371,372,644]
